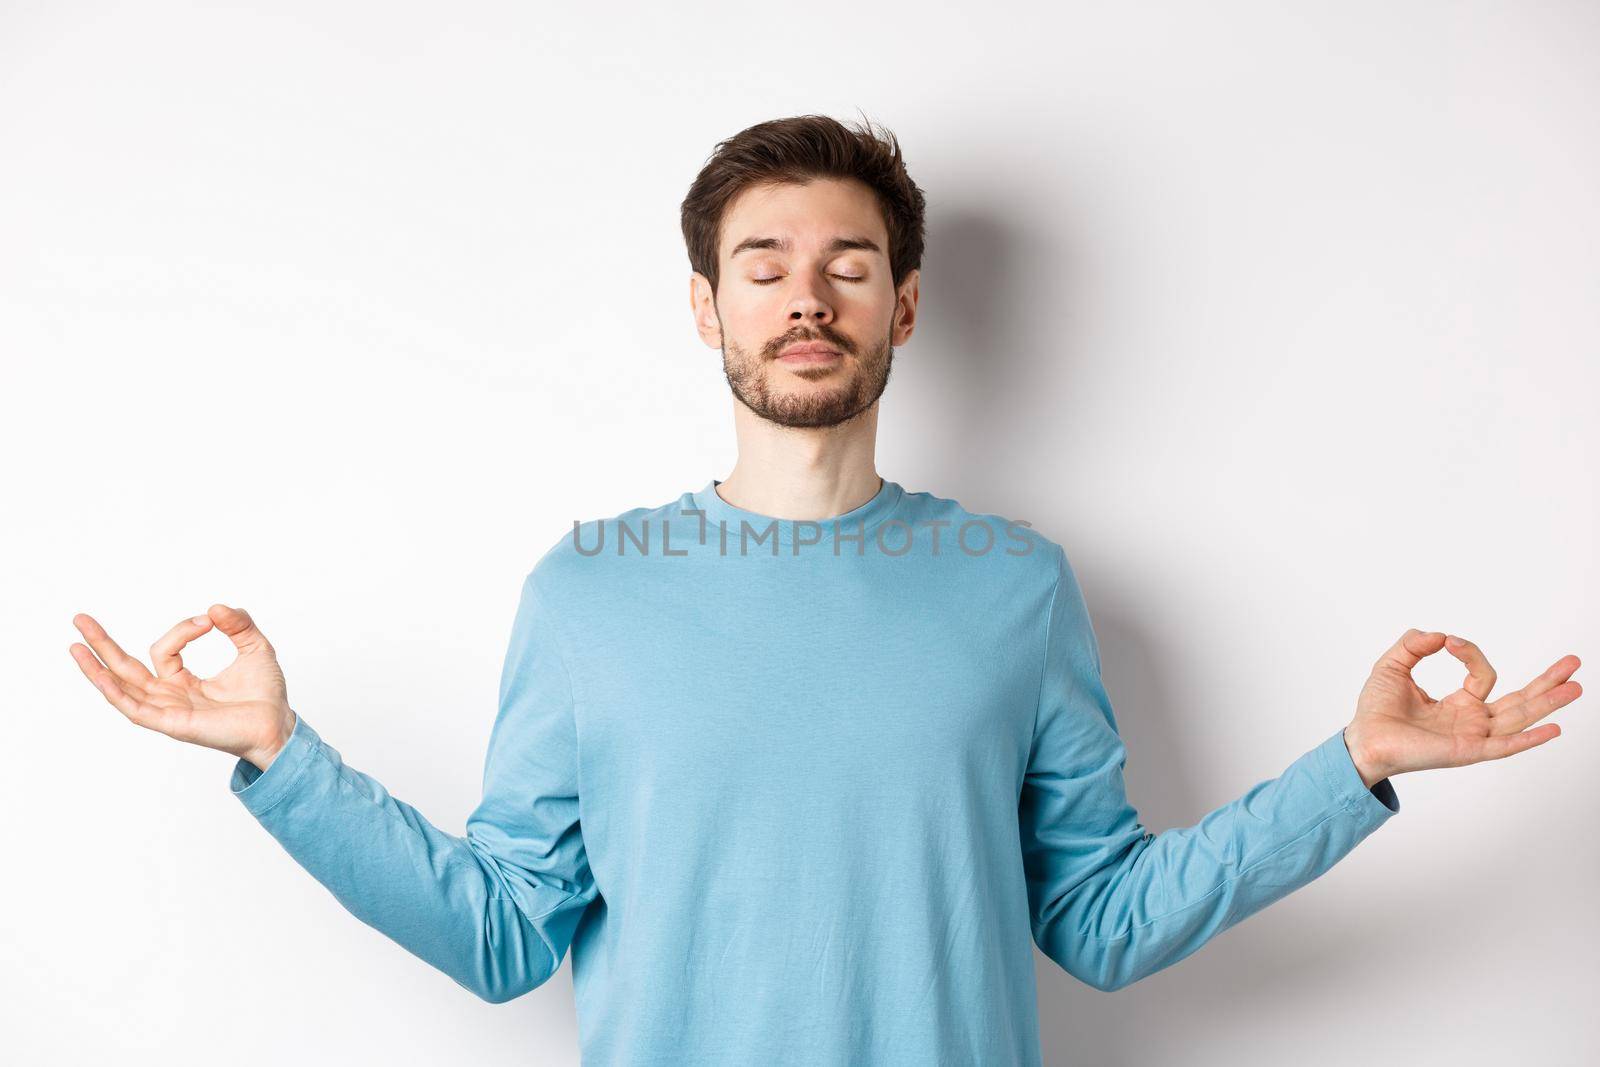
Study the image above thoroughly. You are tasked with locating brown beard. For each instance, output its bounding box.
[720,324,896,429]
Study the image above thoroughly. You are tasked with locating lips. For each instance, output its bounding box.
[778,342,842,360]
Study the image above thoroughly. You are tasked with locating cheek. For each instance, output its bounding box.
[837,285,893,319]
[714,295,772,334]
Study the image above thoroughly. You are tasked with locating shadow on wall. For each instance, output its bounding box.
[910,188,1425,1060]
[896,197,1092,495]
[1030,605,1431,1063]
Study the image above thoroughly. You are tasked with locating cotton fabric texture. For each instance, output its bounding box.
[231,478,1399,1065]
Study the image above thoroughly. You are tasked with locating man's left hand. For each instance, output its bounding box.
[1344,629,1582,788]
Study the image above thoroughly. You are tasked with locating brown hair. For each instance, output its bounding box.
[680,112,927,299]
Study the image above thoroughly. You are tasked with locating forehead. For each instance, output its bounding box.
[720,177,888,260]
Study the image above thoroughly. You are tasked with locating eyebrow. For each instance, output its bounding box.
[729,235,883,259]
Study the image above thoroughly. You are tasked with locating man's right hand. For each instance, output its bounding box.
[69,604,298,772]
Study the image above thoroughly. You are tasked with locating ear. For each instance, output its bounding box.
[891,268,919,346]
[690,272,723,349]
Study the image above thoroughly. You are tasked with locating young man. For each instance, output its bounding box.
[69,115,1582,1066]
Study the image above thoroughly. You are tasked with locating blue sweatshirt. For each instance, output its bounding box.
[230,477,1399,1065]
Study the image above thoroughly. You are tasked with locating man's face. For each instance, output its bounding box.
[691,177,919,429]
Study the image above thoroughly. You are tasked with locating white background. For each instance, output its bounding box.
[3,2,1594,1064]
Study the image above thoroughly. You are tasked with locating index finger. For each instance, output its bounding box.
[150,614,215,678]
[1443,634,1497,702]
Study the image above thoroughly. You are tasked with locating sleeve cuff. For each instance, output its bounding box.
[1315,727,1401,821]
[229,712,324,817]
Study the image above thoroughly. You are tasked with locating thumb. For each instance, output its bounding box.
[206,603,273,654]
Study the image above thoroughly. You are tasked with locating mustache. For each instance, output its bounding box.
[768,332,851,357]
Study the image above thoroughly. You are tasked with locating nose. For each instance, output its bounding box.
[786,280,834,325]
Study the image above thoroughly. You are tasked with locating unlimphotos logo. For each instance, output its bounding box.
[570,510,1037,558]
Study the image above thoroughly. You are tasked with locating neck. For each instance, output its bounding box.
[715,398,883,521]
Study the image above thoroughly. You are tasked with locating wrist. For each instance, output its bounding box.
[243,708,297,773]
[1343,725,1389,789]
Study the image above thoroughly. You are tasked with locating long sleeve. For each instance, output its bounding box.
[228,569,598,1003]
[1019,543,1400,992]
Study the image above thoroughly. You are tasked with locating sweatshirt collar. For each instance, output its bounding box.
[689,476,906,549]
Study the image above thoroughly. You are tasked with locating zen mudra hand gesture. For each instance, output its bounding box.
[1341,628,1580,786]
[70,609,1578,785]
[69,605,298,773]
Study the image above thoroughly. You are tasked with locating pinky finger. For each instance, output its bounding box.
[105,677,176,735]
[1479,723,1562,762]
[72,646,171,734]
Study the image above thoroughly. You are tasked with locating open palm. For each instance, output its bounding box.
[1347,628,1582,782]
[69,604,297,770]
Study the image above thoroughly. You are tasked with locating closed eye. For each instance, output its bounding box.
[752,275,865,285]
